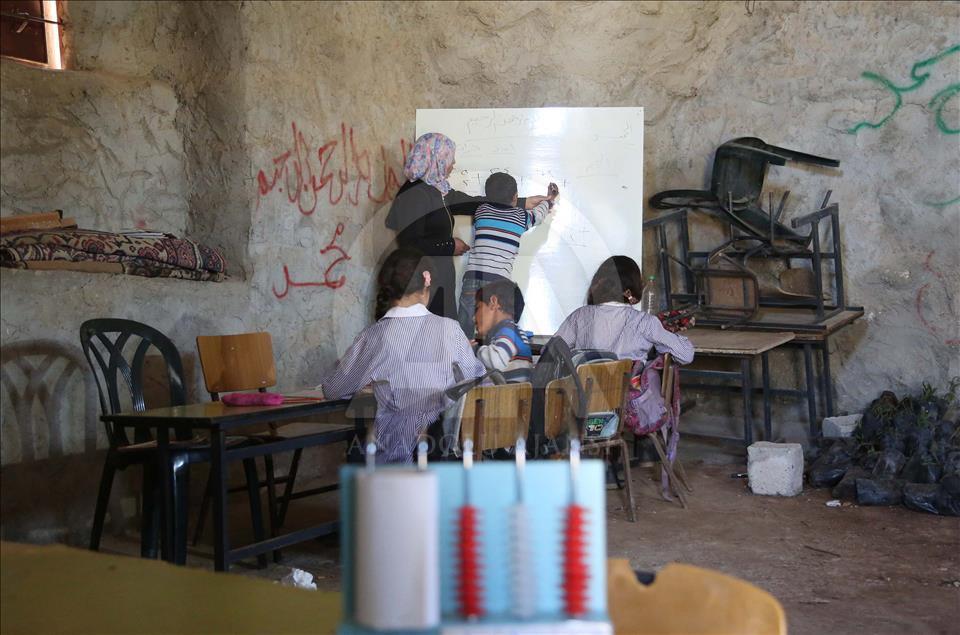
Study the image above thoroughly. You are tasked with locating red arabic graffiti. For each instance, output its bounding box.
[272,223,352,299]
[915,250,959,346]
[257,121,411,215]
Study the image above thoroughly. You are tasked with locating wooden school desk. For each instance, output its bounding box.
[102,395,352,571]
[680,328,795,446]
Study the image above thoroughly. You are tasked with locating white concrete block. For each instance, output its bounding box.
[823,414,862,438]
[747,442,804,497]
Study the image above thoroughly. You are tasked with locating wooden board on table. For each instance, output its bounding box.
[685,328,794,356]
[23,260,122,274]
[0,210,77,235]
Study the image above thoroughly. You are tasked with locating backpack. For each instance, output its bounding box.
[622,357,670,436]
[528,336,586,458]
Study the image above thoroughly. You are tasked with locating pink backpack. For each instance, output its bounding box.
[622,357,670,436]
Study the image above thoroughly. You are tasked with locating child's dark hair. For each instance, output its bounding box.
[484,172,518,205]
[587,256,643,305]
[375,248,433,320]
[475,278,525,321]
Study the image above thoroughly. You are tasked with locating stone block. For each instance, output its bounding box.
[823,414,862,438]
[748,442,804,497]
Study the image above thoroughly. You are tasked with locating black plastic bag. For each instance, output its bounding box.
[901,452,942,484]
[859,451,880,471]
[856,478,903,506]
[831,467,869,501]
[905,425,934,457]
[936,475,960,517]
[903,483,941,515]
[807,440,854,488]
[871,448,907,479]
[941,450,960,478]
[879,428,906,454]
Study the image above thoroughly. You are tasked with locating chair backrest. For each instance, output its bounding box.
[79,319,186,447]
[661,353,674,404]
[577,359,633,418]
[543,375,577,441]
[459,382,532,459]
[196,332,276,399]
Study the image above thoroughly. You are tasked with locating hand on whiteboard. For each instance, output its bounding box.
[453,237,471,256]
[547,182,560,209]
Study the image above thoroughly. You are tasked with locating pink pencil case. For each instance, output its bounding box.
[221,392,285,406]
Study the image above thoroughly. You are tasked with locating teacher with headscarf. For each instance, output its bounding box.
[386,132,551,320]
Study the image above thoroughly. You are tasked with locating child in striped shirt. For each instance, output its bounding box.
[457,173,558,337]
[473,278,533,373]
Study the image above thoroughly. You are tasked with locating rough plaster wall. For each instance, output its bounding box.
[0,0,957,540]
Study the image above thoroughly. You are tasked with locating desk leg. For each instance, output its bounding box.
[741,358,754,446]
[761,352,772,441]
[802,344,818,439]
[211,429,229,572]
[156,426,174,562]
[821,340,835,417]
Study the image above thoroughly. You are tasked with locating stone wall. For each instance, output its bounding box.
[1,1,957,541]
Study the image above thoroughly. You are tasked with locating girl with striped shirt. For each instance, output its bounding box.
[320,248,486,463]
[555,256,695,364]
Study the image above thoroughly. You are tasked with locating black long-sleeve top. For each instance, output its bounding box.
[386,180,488,255]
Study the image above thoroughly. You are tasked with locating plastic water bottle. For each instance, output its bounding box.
[642,275,658,315]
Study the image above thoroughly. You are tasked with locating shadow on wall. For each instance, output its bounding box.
[0,339,107,544]
[0,339,197,545]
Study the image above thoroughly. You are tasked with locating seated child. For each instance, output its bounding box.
[555,255,695,364]
[473,278,533,373]
[457,172,558,337]
[320,248,486,463]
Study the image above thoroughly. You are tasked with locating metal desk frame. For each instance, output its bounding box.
[103,398,351,572]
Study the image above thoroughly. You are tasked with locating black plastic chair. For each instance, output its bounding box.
[80,318,268,566]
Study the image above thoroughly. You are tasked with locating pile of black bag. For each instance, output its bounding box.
[806,380,960,516]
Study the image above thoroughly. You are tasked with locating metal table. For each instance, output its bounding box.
[681,328,795,446]
[102,396,352,572]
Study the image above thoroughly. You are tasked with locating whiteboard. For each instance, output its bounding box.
[417,107,644,334]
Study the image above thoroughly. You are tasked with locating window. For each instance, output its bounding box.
[0,0,62,69]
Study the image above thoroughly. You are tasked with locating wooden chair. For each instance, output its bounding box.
[459,382,532,461]
[192,332,346,550]
[545,360,637,522]
[659,354,692,495]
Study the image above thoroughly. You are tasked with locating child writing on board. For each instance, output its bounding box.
[473,278,534,374]
[457,173,558,337]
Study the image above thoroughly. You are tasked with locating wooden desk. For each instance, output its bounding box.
[681,329,796,446]
[103,395,352,572]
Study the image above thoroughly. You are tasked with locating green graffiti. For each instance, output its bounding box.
[923,195,960,208]
[848,44,960,135]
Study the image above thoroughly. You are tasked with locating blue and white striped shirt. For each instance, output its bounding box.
[477,319,533,372]
[321,303,486,463]
[554,303,695,364]
[464,201,551,279]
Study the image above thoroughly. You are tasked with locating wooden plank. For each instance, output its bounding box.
[686,328,795,356]
[0,210,68,234]
[23,260,123,274]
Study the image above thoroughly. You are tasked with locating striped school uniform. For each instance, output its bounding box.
[554,303,695,364]
[321,303,486,463]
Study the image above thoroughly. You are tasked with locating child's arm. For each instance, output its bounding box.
[638,314,695,364]
[476,337,513,372]
[526,200,552,229]
[450,322,488,377]
[318,329,378,398]
[523,182,559,210]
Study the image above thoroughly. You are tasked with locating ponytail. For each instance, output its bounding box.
[374,248,433,320]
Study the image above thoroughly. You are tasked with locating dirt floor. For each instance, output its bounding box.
[101,440,960,635]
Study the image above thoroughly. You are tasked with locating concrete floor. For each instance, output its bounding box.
[101,440,960,635]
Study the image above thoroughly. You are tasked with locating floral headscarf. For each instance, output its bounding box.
[403,132,456,195]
